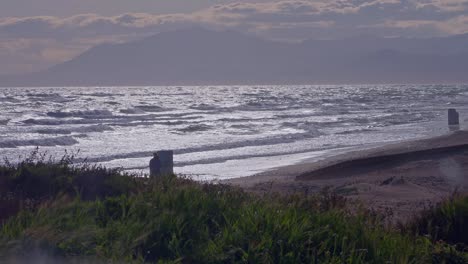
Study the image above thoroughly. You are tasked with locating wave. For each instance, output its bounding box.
[280,121,320,132]
[367,112,434,127]
[229,124,251,129]
[120,108,146,114]
[176,124,213,133]
[47,110,114,119]
[218,117,259,122]
[23,118,91,126]
[160,92,194,96]
[85,130,324,164]
[0,136,79,148]
[35,129,72,135]
[225,125,259,135]
[190,104,219,111]
[76,125,114,133]
[104,101,120,106]
[335,128,378,135]
[0,97,20,103]
[0,119,10,125]
[23,114,198,127]
[26,93,71,103]
[135,105,168,112]
[274,113,318,119]
[120,106,171,114]
[35,125,114,135]
[82,92,124,97]
[112,120,189,127]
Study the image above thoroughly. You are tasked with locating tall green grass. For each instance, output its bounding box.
[403,195,468,246]
[0,152,467,263]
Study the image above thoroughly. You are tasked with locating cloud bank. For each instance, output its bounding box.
[1,0,467,75]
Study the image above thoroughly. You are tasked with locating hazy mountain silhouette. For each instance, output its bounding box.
[2,28,468,86]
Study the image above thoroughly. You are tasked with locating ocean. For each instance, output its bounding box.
[0,85,467,180]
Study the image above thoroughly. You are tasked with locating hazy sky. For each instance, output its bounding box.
[1,0,468,75]
[0,0,243,17]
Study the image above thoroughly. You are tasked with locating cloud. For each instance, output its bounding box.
[437,15,468,34]
[1,0,468,74]
[0,13,190,39]
[414,0,468,12]
[1,1,467,40]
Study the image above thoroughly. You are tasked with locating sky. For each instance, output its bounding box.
[0,0,242,17]
[1,0,468,75]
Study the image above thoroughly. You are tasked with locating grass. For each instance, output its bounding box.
[403,195,468,246]
[1,151,468,263]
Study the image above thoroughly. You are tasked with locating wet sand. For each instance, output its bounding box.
[227,130,468,222]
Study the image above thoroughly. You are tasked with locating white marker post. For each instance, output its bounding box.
[448,109,460,126]
[157,150,174,175]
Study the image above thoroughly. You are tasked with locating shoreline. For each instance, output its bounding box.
[226,130,468,221]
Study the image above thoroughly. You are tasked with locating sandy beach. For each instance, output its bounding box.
[227,130,468,222]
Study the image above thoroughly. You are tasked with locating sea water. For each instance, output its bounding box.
[0,85,467,180]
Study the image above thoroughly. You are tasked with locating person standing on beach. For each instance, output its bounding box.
[149,153,161,177]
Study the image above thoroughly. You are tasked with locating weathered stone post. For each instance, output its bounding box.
[448,109,460,126]
[158,150,174,175]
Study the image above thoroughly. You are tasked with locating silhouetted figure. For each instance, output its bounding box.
[149,153,161,177]
[448,109,460,126]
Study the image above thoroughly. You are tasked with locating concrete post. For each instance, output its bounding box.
[448,109,460,126]
[158,150,174,175]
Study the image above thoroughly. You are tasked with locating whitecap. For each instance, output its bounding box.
[0,136,79,148]
[47,110,114,119]
[35,125,113,135]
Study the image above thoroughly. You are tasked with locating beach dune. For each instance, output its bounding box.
[228,131,468,221]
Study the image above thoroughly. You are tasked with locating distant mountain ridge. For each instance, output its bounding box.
[2,28,468,86]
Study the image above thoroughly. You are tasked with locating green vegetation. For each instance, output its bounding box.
[1,151,467,263]
[403,195,468,246]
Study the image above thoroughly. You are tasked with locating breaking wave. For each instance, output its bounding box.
[86,130,324,163]
[35,125,114,135]
[47,110,114,119]
[1,85,467,179]
[0,136,79,148]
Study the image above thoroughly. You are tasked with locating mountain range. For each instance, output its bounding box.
[2,28,468,86]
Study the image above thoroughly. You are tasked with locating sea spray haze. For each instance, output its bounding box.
[0,85,467,180]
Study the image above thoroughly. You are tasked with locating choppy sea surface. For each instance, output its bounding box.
[0,85,467,180]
